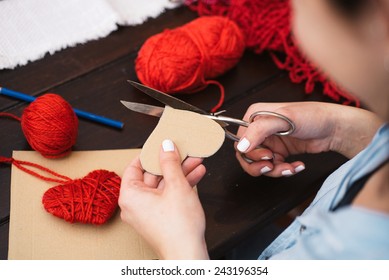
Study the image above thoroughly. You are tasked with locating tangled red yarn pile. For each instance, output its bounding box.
[185,0,359,106]
[136,16,245,112]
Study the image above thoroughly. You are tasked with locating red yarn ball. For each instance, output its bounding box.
[21,94,78,158]
[135,16,245,112]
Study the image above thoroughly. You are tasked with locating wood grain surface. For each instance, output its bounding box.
[0,6,347,259]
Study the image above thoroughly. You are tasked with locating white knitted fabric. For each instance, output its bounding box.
[0,0,180,69]
[109,0,179,25]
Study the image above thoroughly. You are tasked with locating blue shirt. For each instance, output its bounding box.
[259,124,389,260]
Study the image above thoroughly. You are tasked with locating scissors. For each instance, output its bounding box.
[121,81,295,160]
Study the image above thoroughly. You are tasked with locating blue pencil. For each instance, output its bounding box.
[0,87,124,129]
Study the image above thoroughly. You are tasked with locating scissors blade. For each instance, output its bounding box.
[127,81,229,128]
[120,100,164,117]
[128,80,208,115]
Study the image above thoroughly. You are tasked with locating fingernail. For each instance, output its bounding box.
[162,139,174,152]
[261,156,272,160]
[295,165,305,173]
[261,166,272,174]
[237,137,250,152]
[281,170,293,176]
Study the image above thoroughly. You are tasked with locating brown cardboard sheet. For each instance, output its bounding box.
[8,149,157,260]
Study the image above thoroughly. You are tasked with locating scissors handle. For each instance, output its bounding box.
[248,111,296,136]
[208,111,295,142]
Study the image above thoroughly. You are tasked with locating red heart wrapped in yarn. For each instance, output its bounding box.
[135,16,245,112]
[42,169,121,225]
[21,93,78,158]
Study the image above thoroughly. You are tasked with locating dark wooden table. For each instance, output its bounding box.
[0,7,347,259]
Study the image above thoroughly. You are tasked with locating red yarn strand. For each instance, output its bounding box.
[0,112,22,122]
[206,80,225,113]
[0,157,71,184]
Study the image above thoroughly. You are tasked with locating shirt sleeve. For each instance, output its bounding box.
[270,206,389,260]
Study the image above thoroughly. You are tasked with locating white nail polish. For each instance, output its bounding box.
[281,170,293,176]
[237,137,250,152]
[261,156,272,160]
[162,139,174,152]
[261,166,272,174]
[295,165,305,173]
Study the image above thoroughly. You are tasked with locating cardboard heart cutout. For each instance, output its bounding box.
[42,170,121,225]
[140,106,225,175]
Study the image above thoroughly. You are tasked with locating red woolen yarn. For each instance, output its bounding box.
[135,16,245,112]
[21,94,78,158]
[186,0,359,106]
[0,156,121,225]
[42,169,121,225]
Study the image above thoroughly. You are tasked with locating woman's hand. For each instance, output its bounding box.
[235,102,383,177]
[119,139,209,260]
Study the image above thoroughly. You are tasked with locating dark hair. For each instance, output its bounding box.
[328,0,369,17]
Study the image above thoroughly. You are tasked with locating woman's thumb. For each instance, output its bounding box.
[159,139,186,184]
